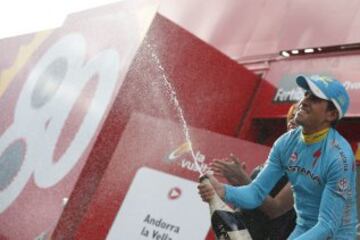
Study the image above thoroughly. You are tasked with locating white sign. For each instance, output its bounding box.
[106,167,210,240]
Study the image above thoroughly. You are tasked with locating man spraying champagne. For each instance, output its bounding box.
[199,75,357,239]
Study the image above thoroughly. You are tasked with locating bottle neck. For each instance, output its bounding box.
[200,177,233,212]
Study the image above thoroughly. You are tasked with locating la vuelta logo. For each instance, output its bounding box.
[165,142,210,173]
[0,33,122,213]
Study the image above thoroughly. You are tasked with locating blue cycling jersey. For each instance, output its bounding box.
[225,127,357,239]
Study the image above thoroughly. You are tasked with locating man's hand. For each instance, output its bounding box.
[210,154,251,186]
[197,174,225,202]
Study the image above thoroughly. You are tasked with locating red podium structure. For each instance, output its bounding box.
[52,5,262,240]
[0,0,262,239]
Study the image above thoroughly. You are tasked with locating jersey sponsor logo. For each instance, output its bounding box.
[337,178,348,192]
[311,148,321,168]
[331,141,350,171]
[286,165,321,184]
[339,151,349,171]
[289,152,298,162]
[336,178,351,199]
[342,200,352,224]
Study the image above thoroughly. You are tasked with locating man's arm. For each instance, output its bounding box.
[211,156,294,219]
[199,134,290,212]
[224,159,285,209]
[293,151,356,239]
[224,134,289,209]
[259,183,294,219]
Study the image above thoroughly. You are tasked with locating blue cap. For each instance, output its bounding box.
[296,75,350,119]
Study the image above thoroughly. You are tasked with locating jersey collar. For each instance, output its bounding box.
[301,128,330,144]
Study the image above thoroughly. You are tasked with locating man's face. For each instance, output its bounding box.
[294,91,335,131]
[286,105,298,131]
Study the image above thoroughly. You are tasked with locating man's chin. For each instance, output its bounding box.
[294,117,304,126]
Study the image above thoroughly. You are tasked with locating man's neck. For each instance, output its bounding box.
[301,123,331,135]
[301,127,330,144]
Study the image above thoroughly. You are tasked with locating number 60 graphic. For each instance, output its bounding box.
[0,33,121,213]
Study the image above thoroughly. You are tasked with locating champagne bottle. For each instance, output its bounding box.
[200,175,252,240]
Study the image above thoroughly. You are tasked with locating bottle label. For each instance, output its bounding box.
[211,210,252,240]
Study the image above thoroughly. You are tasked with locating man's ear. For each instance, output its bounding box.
[326,109,338,122]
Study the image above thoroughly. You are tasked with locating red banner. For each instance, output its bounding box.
[0,0,158,239]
